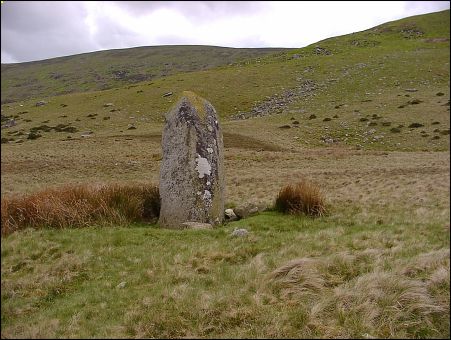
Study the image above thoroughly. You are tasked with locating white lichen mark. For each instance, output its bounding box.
[195,154,211,178]
[203,190,211,201]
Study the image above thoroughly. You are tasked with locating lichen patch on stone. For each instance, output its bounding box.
[203,190,211,201]
[195,154,211,178]
[182,91,207,119]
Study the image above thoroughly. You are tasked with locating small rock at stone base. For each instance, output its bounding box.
[234,204,259,219]
[224,208,238,221]
[116,281,126,289]
[231,228,249,237]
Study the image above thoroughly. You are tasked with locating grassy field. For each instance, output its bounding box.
[1,10,450,339]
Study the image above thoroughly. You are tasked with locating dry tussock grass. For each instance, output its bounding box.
[274,179,326,217]
[1,183,160,235]
[269,249,450,338]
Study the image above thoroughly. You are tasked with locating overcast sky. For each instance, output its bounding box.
[1,1,449,63]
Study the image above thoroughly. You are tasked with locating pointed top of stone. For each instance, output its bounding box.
[168,91,210,120]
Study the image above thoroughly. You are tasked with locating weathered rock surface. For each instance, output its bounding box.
[35,100,47,107]
[231,79,318,120]
[234,204,260,219]
[224,208,238,222]
[159,91,224,229]
[1,119,16,129]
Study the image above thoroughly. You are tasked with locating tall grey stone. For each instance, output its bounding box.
[159,91,224,229]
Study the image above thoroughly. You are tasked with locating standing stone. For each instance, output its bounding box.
[159,91,224,229]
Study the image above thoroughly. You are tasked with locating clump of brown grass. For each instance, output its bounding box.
[274,180,326,217]
[1,183,160,235]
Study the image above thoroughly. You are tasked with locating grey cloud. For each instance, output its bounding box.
[89,12,143,49]
[1,1,87,32]
[1,1,449,64]
[111,1,267,20]
[153,34,197,46]
[1,1,96,63]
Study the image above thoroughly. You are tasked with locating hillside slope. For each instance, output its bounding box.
[1,10,449,153]
[1,45,291,103]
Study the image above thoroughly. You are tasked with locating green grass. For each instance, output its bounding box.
[1,208,449,338]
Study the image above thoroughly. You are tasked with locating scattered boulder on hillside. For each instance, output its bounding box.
[162,92,173,97]
[1,119,16,129]
[321,136,337,144]
[408,123,424,128]
[81,131,93,137]
[404,88,418,92]
[314,46,332,55]
[231,80,318,120]
[408,99,423,105]
[27,131,42,140]
[401,26,424,38]
[112,70,128,79]
[103,103,114,107]
[159,91,224,229]
[35,100,47,107]
[398,98,423,108]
